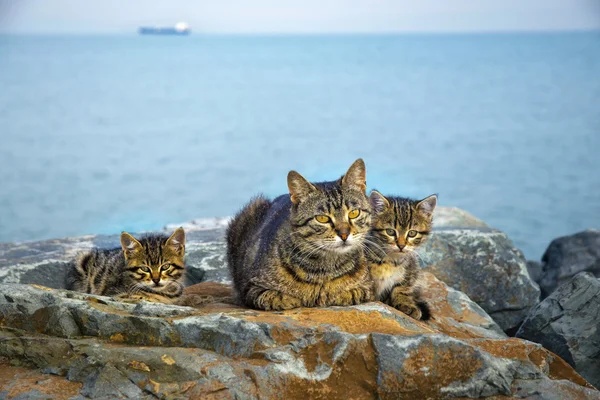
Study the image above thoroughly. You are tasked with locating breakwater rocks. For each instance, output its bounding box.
[1,277,598,399]
[0,207,598,398]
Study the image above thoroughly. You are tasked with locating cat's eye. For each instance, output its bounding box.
[408,230,418,237]
[348,209,360,219]
[160,264,171,271]
[315,215,330,223]
[386,229,396,236]
[139,266,150,273]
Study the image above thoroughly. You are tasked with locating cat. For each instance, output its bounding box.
[365,191,437,320]
[226,159,374,311]
[65,227,186,302]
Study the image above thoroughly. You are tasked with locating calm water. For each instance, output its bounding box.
[1,33,599,259]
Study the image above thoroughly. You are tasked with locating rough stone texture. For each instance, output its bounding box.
[537,229,600,298]
[1,279,598,399]
[0,207,539,333]
[420,227,540,332]
[516,272,600,389]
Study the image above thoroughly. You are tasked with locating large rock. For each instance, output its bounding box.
[537,229,600,298]
[516,272,600,389]
[1,276,598,399]
[421,227,540,332]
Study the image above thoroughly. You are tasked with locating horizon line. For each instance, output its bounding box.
[1,28,599,36]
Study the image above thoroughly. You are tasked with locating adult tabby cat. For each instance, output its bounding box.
[227,159,373,310]
[366,191,437,320]
[65,228,186,301]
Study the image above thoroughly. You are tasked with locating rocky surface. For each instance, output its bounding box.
[0,207,539,333]
[1,274,598,399]
[536,229,600,298]
[516,272,600,389]
[421,227,540,332]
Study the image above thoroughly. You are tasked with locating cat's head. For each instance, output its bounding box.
[368,192,437,255]
[287,159,371,254]
[120,227,186,290]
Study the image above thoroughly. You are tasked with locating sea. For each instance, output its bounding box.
[1,33,599,259]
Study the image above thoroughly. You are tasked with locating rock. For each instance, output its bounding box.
[1,281,597,399]
[516,272,600,389]
[537,229,600,298]
[527,260,543,283]
[421,227,540,332]
[433,206,488,228]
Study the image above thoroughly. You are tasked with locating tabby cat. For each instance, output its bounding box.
[365,191,437,320]
[65,228,186,301]
[226,159,374,310]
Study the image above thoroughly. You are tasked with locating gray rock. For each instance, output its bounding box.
[538,229,600,298]
[1,283,598,399]
[516,272,600,389]
[527,260,543,283]
[421,227,540,331]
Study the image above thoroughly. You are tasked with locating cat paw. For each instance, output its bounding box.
[390,294,423,320]
[256,290,302,311]
[327,286,372,306]
[114,293,174,304]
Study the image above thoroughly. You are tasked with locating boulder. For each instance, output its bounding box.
[537,229,600,298]
[1,278,597,399]
[516,272,600,389]
[421,227,540,332]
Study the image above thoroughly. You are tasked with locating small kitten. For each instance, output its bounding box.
[226,159,374,311]
[65,228,186,301]
[365,191,437,320]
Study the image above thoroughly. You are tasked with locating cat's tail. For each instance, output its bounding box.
[226,195,271,287]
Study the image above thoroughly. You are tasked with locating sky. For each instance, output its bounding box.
[0,0,599,34]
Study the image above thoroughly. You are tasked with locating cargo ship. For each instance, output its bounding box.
[139,22,191,36]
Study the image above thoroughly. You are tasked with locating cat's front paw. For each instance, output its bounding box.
[255,290,302,311]
[115,293,174,304]
[328,286,372,306]
[390,293,423,320]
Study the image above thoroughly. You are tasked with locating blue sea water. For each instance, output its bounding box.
[0,33,599,259]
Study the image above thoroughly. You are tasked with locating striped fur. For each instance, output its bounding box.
[365,192,437,320]
[65,228,186,300]
[226,159,374,310]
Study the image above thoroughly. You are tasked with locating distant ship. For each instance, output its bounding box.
[139,22,191,36]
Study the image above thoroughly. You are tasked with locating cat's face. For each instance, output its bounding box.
[287,159,372,254]
[368,192,436,256]
[120,228,186,291]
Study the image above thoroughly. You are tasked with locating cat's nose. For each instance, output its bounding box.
[152,277,161,285]
[397,244,405,251]
[336,228,350,241]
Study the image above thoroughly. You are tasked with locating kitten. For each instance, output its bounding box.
[65,228,186,301]
[226,159,374,311]
[365,192,437,320]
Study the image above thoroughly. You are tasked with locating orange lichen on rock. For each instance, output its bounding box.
[0,362,83,400]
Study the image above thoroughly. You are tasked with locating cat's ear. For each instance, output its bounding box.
[166,227,185,256]
[288,171,317,204]
[120,231,143,259]
[369,190,390,213]
[342,158,367,192]
[416,194,437,218]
